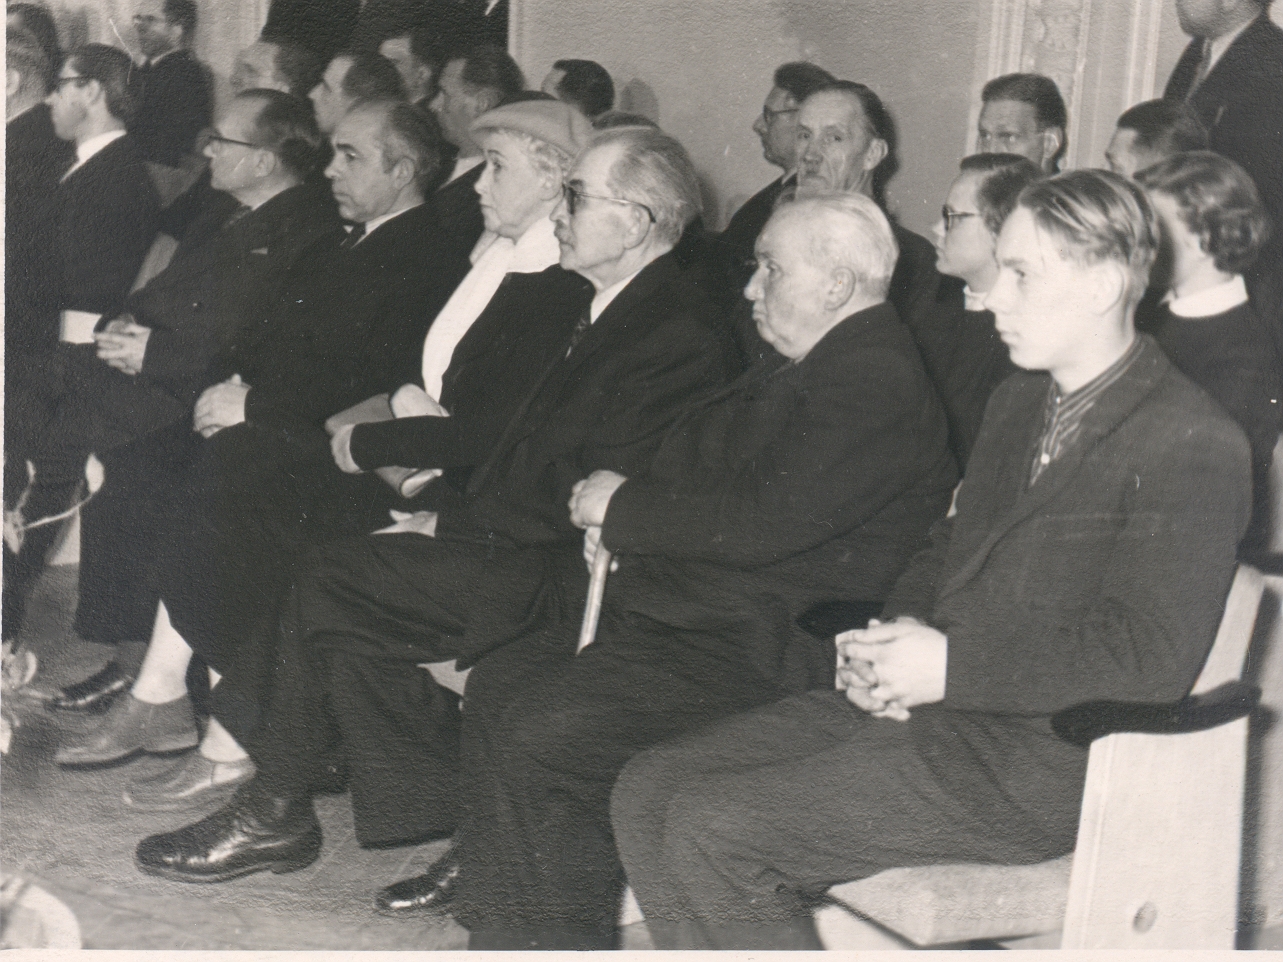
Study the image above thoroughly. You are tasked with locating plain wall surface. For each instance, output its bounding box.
[510,0,1202,236]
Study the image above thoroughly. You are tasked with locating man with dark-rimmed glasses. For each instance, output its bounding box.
[3,44,160,640]
[6,89,339,692]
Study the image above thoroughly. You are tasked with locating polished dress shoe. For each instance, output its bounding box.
[375,855,461,915]
[135,789,321,883]
[50,660,136,712]
[55,693,199,766]
[123,752,256,811]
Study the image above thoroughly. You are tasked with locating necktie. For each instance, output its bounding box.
[565,309,592,357]
[340,223,366,249]
[1187,40,1213,100]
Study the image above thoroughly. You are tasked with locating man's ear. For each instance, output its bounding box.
[826,266,857,310]
[1085,260,1128,315]
[861,137,889,173]
[6,67,21,100]
[618,205,653,251]
[1042,127,1064,168]
[253,147,279,179]
[471,87,500,119]
[390,155,417,193]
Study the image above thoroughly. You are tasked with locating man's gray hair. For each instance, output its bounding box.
[779,191,899,300]
[590,126,702,245]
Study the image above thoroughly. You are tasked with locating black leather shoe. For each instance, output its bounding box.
[375,856,461,915]
[135,789,321,883]
[50,660,136,712]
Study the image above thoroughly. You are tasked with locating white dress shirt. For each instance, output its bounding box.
[962,285,989,312]
[1167,274,1249,318]
[356,202,420,245]
[61,129,126,181]
[590,269,643,324]
[420,215,561,399]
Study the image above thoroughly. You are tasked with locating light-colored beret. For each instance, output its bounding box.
[471,99,593,158]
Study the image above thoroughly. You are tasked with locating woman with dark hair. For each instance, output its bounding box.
[1138,150,1279,549]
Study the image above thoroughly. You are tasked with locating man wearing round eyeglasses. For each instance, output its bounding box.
[715,63,834,303]
[915,154,1042,468]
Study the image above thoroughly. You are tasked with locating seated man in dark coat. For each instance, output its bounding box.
[26,90,341,711]
[711,60,834,302]
[611,171,1252,951]
[129,0,213,166]
[51,101,469,793]
[732,80,940,367]
[4,43,159,638]
[131,126,737,883]
[445,190,958,950]
[908,153,1042,468]
[1137,150,1279,550]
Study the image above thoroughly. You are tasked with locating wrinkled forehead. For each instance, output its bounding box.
[798,91,866,134]
[569,141,621,190]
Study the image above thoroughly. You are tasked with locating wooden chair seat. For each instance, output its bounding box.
[816,564,1266,950]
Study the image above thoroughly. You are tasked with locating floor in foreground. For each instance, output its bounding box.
[2,564,468,951]
[3,563,1283,950]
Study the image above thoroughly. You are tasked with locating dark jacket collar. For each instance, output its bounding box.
[940,334,1170,598]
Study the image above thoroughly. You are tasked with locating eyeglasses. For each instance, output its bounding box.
[760,105,799,123]
[52,75,91,91]
[562,183,656,223]
[197,128,265,153]
[132,13,164,25]
[941,207,980,230]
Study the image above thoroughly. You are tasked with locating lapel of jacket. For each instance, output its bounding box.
[466,254,677,495]
[1193,17,1272,117]
[938,337,1169,599]
[1165,37,1203,100]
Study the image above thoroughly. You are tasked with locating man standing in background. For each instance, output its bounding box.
[130,0,212,165]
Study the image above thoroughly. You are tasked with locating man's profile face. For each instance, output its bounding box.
[977,99,1053,169]
[231,42,287,95]
[751,86,800,171]
[430,59,479,150]
[475,129,549,239]
[47,64,91,141]
[986,206,1097,374]
[325,108,402,223]
[553,143,632,281]
[381,36,432,102]
[206,98,265,194]
[933,172,996,287]
[1104,127,1162,178]
[310,55,354,136]
[796,91,882,194]
[744,207,834,360]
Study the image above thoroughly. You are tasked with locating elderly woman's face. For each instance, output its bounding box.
[475,129,553,240]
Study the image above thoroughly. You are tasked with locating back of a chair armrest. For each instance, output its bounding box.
[1060,564,1265,949]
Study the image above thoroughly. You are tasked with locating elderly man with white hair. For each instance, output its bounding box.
[135,124,737,890]
[447,190,958,950]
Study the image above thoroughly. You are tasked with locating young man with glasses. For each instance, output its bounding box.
[129,0,212,166]
[10,90,340,705]
[909,153,1043,467]
[4,44,162,639]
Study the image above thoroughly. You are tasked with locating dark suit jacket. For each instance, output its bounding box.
[130,49,214,166]
[602,301,958,693]
[348,266,591,493]
[22,183,343,460]
[5,105,75,359]
[451,251,739,550]
[712,173,794,298]
[53,134,160,321]
[1165,16,1283,319]
[263,0,360,62]
[229,202,471,434]
[432,162,486,267]
[880,335,1250,831]
[901,275,1017,468]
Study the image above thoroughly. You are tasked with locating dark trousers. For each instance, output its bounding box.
[233,530,580,847]
[610,690,1082,950]
[452,608,789,949]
